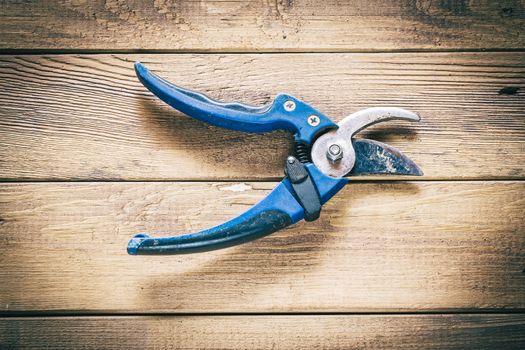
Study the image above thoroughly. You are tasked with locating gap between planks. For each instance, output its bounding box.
[1,178,525,183]
[1,48,525,55]
[0,308,525,319]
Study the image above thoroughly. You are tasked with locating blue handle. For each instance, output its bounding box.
[135,62,337,144]
[127,164,348,255]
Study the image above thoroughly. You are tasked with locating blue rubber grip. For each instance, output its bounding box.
[134,62,337,144]
[127,164,348,255]
[128,180,301,255]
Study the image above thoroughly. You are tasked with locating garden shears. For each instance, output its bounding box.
[128,63,423,255]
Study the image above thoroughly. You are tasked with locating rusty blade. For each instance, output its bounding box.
[349,139,423,176]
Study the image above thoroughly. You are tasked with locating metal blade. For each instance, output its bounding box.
[311,107,422,178]
[338,107,420,137]
[349,139,423,176]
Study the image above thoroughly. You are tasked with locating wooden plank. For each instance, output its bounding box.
[0,1,523,51]
[1,315,524,349]
[0,181,523,312]
[0,53,524,181]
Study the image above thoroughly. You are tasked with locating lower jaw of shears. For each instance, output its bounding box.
[349,139,423,176]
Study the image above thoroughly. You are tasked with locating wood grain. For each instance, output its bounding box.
[1,1,524,346]
[0,1,524,51]
[1,315,525,349]
[0,181,523,312]
[1,53,524,181]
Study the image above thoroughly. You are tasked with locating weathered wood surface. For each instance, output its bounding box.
[1,53,524,181]
[1,2,525,347]
[1,315,525,350]
[1,1,524,51]
[0,181,523,312]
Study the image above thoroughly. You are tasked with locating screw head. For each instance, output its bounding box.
[308,115,320,126]
[329,144,341,155]
[287,156,296,164]
[326,143,343,163]
[284,100,296,112]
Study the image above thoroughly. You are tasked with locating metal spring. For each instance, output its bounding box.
[294,141,310,163]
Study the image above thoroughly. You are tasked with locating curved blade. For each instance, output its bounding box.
[339,107,420,137]
[349,139,423,176]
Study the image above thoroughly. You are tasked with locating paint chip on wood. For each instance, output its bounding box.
[218,183,253,192]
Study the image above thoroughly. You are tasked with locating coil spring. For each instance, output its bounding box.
[294,141,310,163]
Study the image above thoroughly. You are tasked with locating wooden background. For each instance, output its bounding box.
[0,1,524,349]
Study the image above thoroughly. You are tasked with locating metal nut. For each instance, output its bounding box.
[326,143,343,163]
[284,100,296,112]
[308,115,320,126]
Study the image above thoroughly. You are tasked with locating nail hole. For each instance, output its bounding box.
[501,7,513,17]
[498,87,520,95]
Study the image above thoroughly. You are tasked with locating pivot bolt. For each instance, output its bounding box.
[308,115,320,126]
[326,143,343,163]
[284,100,296,112]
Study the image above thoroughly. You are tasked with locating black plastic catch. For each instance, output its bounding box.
[284,156,322,221]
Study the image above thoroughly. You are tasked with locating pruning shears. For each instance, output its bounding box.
[128,63,423,255]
